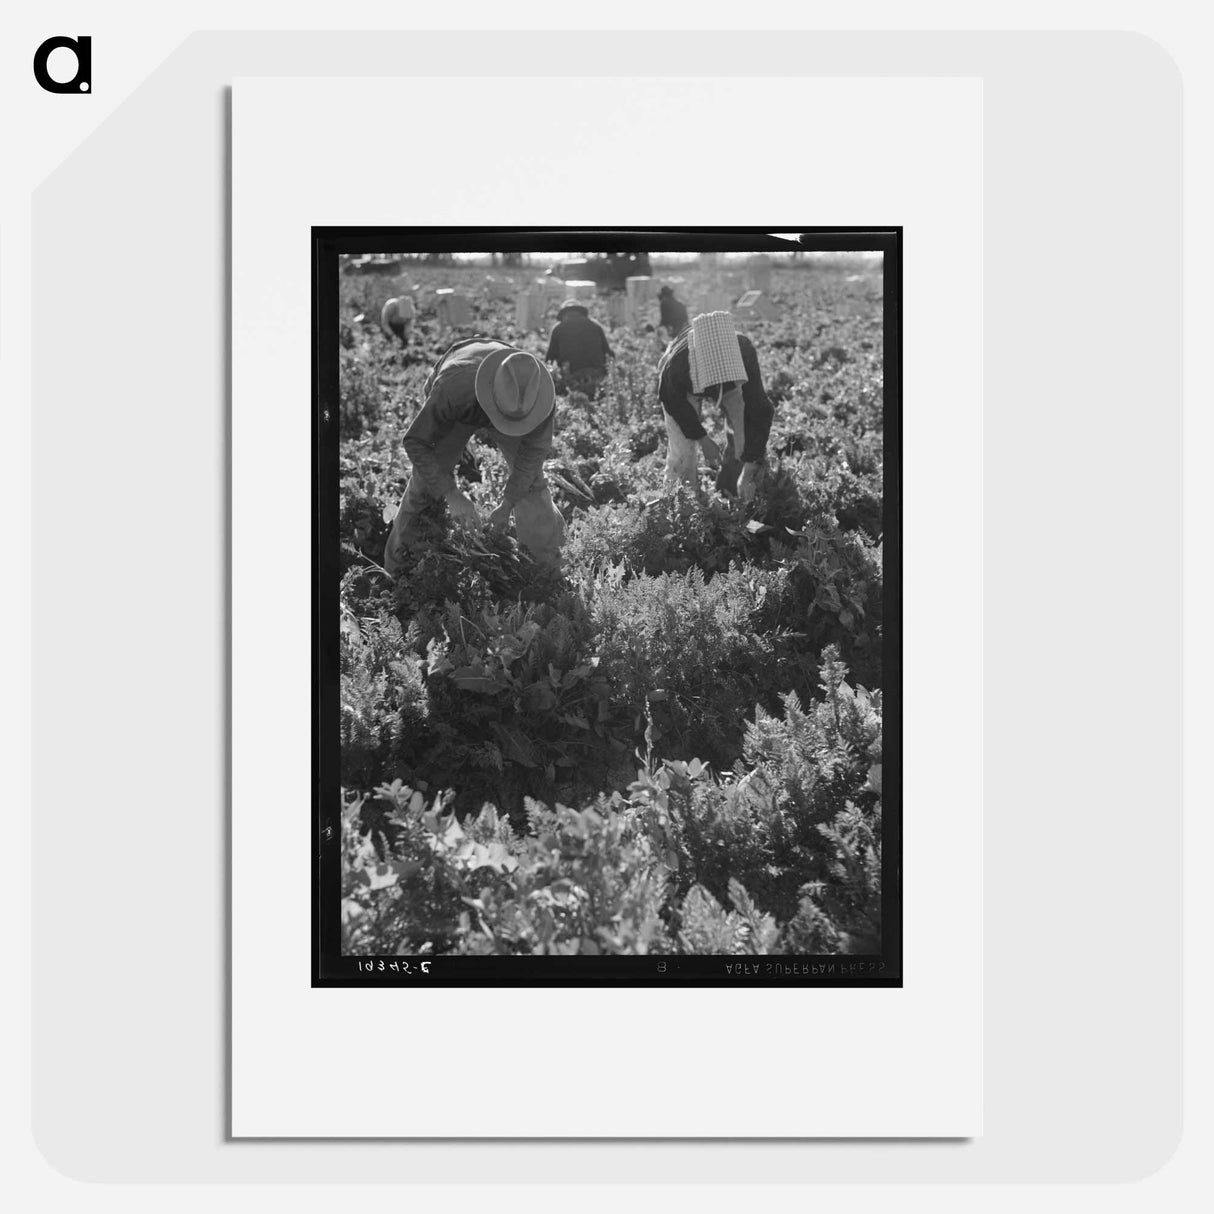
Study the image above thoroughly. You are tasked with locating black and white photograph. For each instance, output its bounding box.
[316,229,901,985]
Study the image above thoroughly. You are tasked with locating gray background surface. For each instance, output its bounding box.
[31,30,1181,1181]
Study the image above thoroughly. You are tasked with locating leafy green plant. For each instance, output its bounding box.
[778,800,883,955]
[340,641,883,957]
[339,603,431,788]
[422,594,623,792]
[622,647,881,924]
[565,486,757,578]
[757,522,884,689]
[591,563,788,766]
[341,779,672,957]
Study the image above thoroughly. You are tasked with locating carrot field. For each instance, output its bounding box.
[337,258,888,959]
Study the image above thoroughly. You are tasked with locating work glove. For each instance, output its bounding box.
[737,462,761,503]
[444,488,479,528]
[487,501,513,535]
[698,436,722,470]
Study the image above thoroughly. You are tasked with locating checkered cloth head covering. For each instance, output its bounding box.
[688,311,747,394]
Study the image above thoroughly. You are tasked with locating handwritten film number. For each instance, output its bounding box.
[356,960,432,974]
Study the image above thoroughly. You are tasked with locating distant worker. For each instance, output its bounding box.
[656,310,774,503]
[545,299,614,398]
[383,338,566,575]
[657,284,690,340]
[380,293,416,347]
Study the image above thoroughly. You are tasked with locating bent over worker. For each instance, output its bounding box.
[545,299,613,398]
[656,310,775,502]
[380,294,416,346]
[384,338,566,575]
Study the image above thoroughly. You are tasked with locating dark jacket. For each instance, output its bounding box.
[403,338,555,506]
[545,314,613,374]
[657,330,774,464]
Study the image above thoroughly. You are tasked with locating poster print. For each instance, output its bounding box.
[315,228,900,987]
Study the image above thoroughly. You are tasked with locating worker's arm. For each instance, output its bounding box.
[501,412,555,505]
[401,375,462,499]
[379,301,395,338]
[544,327,561,362]
[657,348,707,441]
[737,336,775,463]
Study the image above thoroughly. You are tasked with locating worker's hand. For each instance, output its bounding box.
[444,488,479,528]
[487,501,514,535]
[738,462,761,503]
[699,436,723,470]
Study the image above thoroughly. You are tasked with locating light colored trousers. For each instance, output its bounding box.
[663,387,756,493]
[385,421,566,575]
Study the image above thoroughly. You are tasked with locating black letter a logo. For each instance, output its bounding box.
[33,36,92,94]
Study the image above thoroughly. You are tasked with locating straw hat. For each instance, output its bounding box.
[474,348,556,436]
[557,299,590,320]
[688,311,747,393]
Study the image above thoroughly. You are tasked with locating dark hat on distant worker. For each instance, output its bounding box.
[557,299,591,320]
